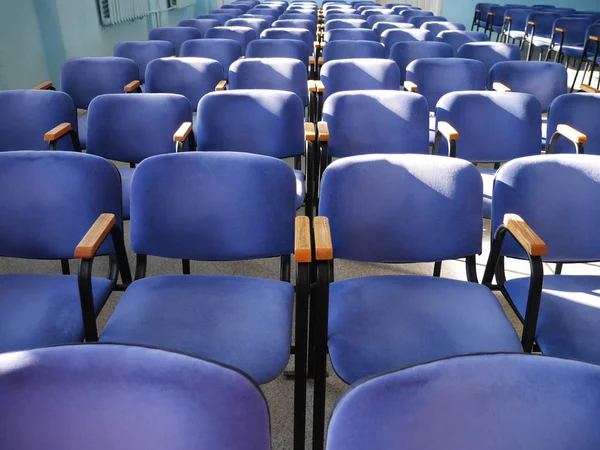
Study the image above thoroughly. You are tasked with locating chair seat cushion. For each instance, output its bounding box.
[77,113,88,149]
[505,275,600,364]
[480,168,495,219]
[531,36,552,47]
[294,169,305,209]
[328,275,522,384]
[119,167,134,220]
[100,274,294,384]
[0,274,113,353]
[508,30,525,39]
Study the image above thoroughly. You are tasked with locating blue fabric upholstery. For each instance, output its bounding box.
[113,41,174,83]
[180,38,242,81]
[503,8,533,40]
[546,93,600,155]
[406,58,487,111]
[195,13,233,25]
[273,19,317,37]
[0,151,122,259]
[410,15,447,28]
[0,275,113,353]
[0,90,78,151]
[225,17,269,36]
[223,3,251,12]
[319,154,483,262]
[362,9,393,18]
[421,21,465,37]
[100,275,294,384]
[389,41,453,82]
[323,90,429,157]
[229,58,308,106]
[61,57,139,110]
[205,26,257,53]
[489,61,567,113]
[328,276,521,383]
[280,13,316,22]
[325,19,369,31]
[327,353,600,450]
[401,9,433,21]
[524,12,564,47]
[437,30,489,55]
[326,13,362,21]
[325,28,378,41]
[321,59,400,101]
[246,39,310,68]
[177,19,221,37]
[261,27,313,49]
[77,113,88,148]
[457,42,521,74]
[145,57,224,112]
[323,40,385,62]
[239,13,275,26]
[381,29,433,55]
[130,152,296,259]
[212,8,243,17]
[373,22,414,37]
[366,15,406,28]
[492,154,600,261]
[119,168,134,220]
[247,7,279,18]
[0,343,271,449]
[148,27,201,56]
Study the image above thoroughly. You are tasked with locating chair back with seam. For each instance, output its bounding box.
[381,28,433,55]
[457,42,521,74]
[325,19,370,31]
[409,15,447,28]
[148,27,202,56]
[367,14,406,27]
[272,19,317,36]
[421,21,465,37]
[325,28,379,41]
[225,18,269,36]
[261,27,313,49]
[179,39,243,80]
[323,40,385,62]
[114,40,175,83]
[374,22,414,37]
[177,19,221,37]
[246,39,311,68]
[437,30,489,55]
[195,13,234,25]
[389,41,453,82]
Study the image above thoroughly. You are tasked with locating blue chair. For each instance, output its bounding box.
[484,5,508,41]
[391,5,412,14]
[114,41,175,85]
[225,17,269,36]
[195,13,234,25]
[223,3,252,12]
[0,151,130,352]
[247,7,280,19]
[86,93,194,220]
[438,30,489,55]
[148,27,202,56]
[325,28,378,42]
[239,13,276,26]
[457,42,521,74]
[433,91,542,217]
[362,8,393,18]
[421,21,465,37]
[381,29,433,55]
[261,27,314,51]
[471,2,499,31]
[539,17,593,63]
[177,18,221,37]
[205,26,258,53]
[401,9,433,22]
[500,8,534,44]
[0,90,79,151]
[326,13,361,21]
[569,23,600,92]
[280,12,317,22]
[246,39,311,71]
[273,19,317,38]
[367,14,406,28]
[373,22,414,38]
[322,40,384,63]
[327,353,600,450]
[521,11,564,60]
[389,41,453,82]
[410,15,447,28]
[325,18,369,31]
[0,343,271,449]
[180,39,243,81]
[312,154,529,449]
[60,57,140,149]
[211,8,244,17]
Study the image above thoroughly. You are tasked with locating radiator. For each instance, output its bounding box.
[99,0,150,26]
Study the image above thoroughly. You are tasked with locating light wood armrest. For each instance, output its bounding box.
[295,216,312,263]
[557,124,587,144]
[124,80,141,93]
[318,57,324,65]
[314,41,325,49]
[305,122,316,141]
[404,81,418,92]
[580,84,600,93]
[527,21,536,26]
[74,213,116,259]
[488,12,495,16]
[33,81,53,90]
[308,80,317,92]
[438,121,459,141]
[317,121,329,141]
[315,80,325,92]
[314,216,333,260]
[503,213,547,257]
[216,80,227,91]
[493,82,511,92]
[309,55,315,65]
[590,36,599,42]
[555,27,566,33]
[44,123,72,141]
[476,9,481,13]
[174,122,193,142]
[505,16,512,20]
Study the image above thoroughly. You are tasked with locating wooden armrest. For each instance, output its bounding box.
[493,82,511,92]
[438,121,459,141]
[318,57,324,65]
[308,80,317,92]
[314,216,333,261]
[33,81,53,90]
[580,84,600,93]
[74,213,116,259]
[314,41,324,49]
[315,80,325,93]
[488,12,495,16]
[309,55,315,65]
[216,80,227,91]
[404,81,418,92]
[305,122,316,141]
[527,21,536,26]
[124,80,141,93]
[555,27,566,33]
[295,216,312,263]
[503,213,547,257]
[317,121,329,141]
[557,124,587,144]
[590,36,599,42]
[476,9,481,13]
[174,122,193,142]
[44,123,72,141]
[505,16,512,20]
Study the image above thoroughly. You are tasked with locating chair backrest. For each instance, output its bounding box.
[131,151,296,260]
[487,6,508,27]
[228,58,308,106]
[367,15,406,27]
[547,93,600,155]
[248,7,280,18]
[0,343,271,450]
[407,58,487,111]
[323,40,385,62]
[493,154,600,262]
[260,27,313,49]
[325,28,379,42]
[321,58,401,101]
[488,61,567,112]
[389,41,453,82]
[437,30,489,55]
[552,17,593,45]
[421,21,465,37]
[526,12,564,38]
[212,8,244,17]
[381,29,433,54]
[325,19,370,31]
[323,90,429,158]
[177,19,221,37]
[474,2,499,20]
[0,90,78,151]
[409,15,447,27]
[435,91,542,162]
[179,39,243,80]
[113,41,174,83]
[273,18,317,37]
[363,9,394,18]
[319,154,482,262]
[87,94,192,163]
[246,39,310,67]
[326,13,361,21]
[196,13,234,25]
[457,42,521,74]
[61,57,139,110]
[145,57,224,112]
[327,353,600,450]
[239,13,275,26]
[391,5,412,13]
[401,9,434,21]
[0,151,121,259]
[279,12,316,21]
[504,8,534,32]
[204,26,258,53]
[225,17,269,36]
[148,27,202,56]
[373,22,414,37]
[223,3,251,12]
